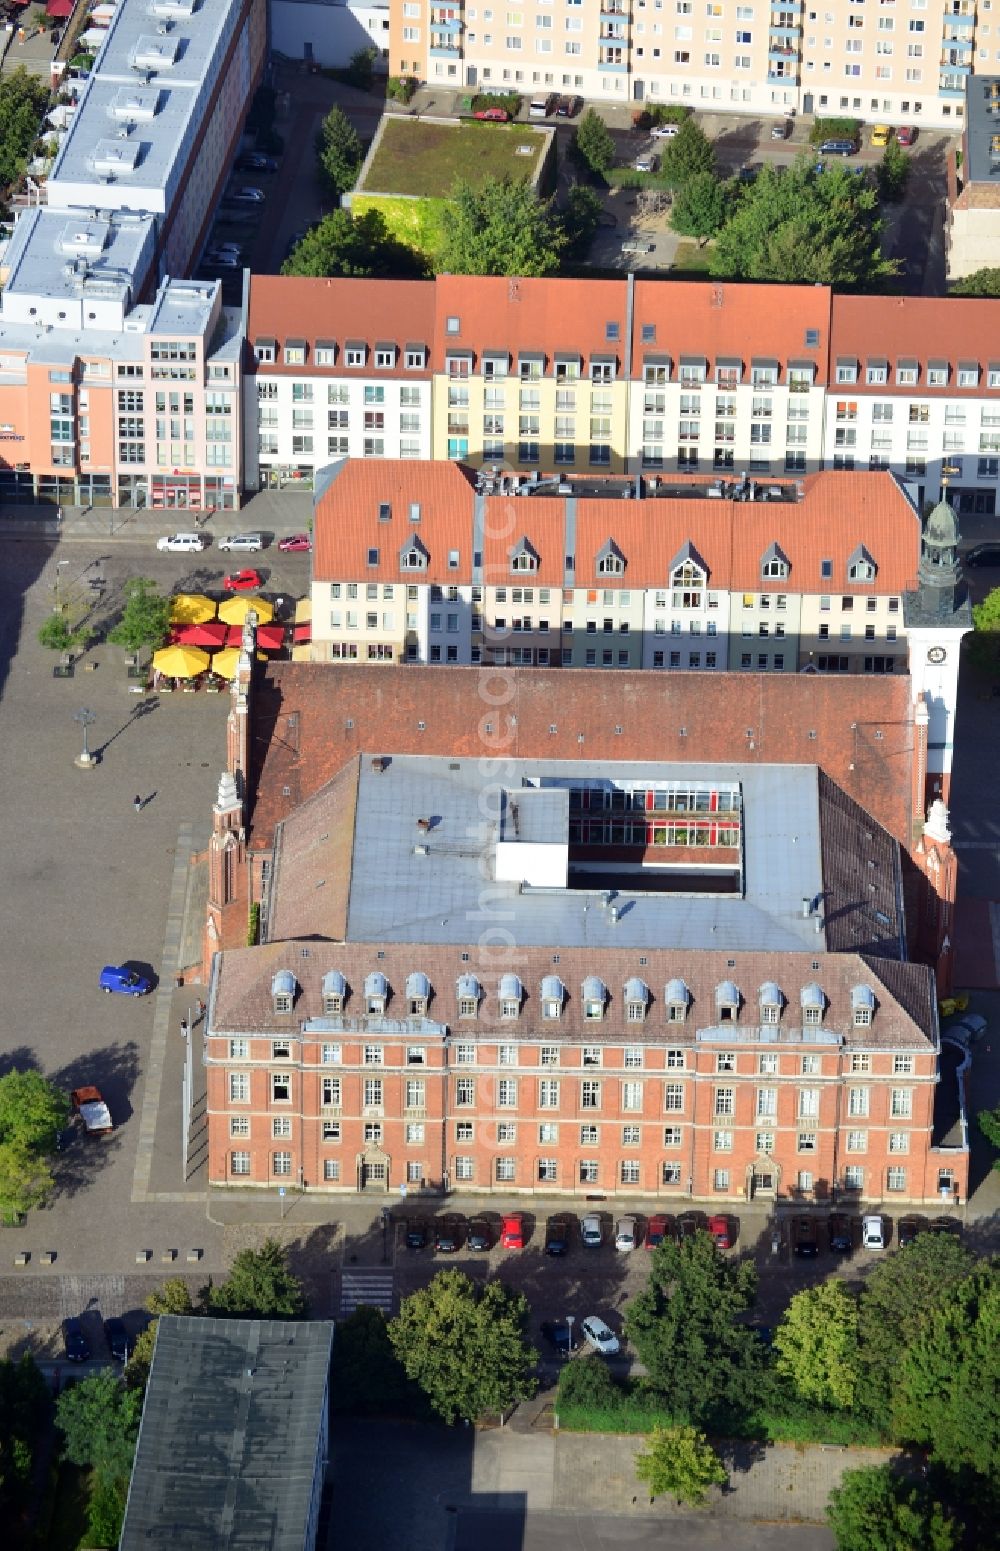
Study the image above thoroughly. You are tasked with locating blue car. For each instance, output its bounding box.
[100,965,152,997]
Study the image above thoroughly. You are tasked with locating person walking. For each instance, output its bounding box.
[133,794,142,813]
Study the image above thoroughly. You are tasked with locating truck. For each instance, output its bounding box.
[71,1086,113,1136]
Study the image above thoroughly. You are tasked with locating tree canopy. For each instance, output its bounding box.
[0,68,49,192]
[281,208,427,279]
[670,170,726,240]
[316,105,363,198]
[635,1424,727,1507]
[0,1070,68,1222]
[951,267,1000,298]
[438,176,566,277]
[331,1305,422,1416]
[56,1371,142,1549]
[827,1465,962,1551]
[978,1103,1000,1170]
[204,1239,307,1320]
[389,1269,537,1424]
[659,117,716,190]
[624,1230,764,1428]
[774,1280,861,1412]
[970,586,1000,671]
[574,108,615,176]
[562,183,604,255]
[0,1354,49,1514]
[710,160,896,288]
[108,577,171,654]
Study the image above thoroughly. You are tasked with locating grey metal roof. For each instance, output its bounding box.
[624,976,649,1003]
[343,756,828,954]
[120,1315,333,1551]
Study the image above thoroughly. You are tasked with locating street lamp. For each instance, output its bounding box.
[73,706,96,770]
[565,1314,574,1357]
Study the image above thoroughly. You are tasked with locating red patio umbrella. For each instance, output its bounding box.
[293,622,312,643]
[225,623,284,650]
[174,620,227,648]
[44,0,74,15]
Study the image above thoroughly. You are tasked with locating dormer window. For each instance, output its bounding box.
[322,970,347,1017]
[375,344,396,370]
[847,545,877,583]
[554,353,581,382]
[582,975,606,1021]
[518,353,543,381]
[509,537,539,574]
[800,983,825,1026]
[271,969,296,1015]
[254,338,276,365]
[541,974,565,1021]
[665,977,690,1023]
[344,341,366,368]
[758,982,783,1025]
[399,539,428,571]
[590,356,615,383]
[596,539,625,576]
[284,340,306,366]
[364,971,388,1016]
[457,973,481,1018]
[499,972,522,1020]
[761,542,790,581]
[404,344,426,370]
[851,984,875,1027]
[406,971,430,1017]
[715,979,740,1023]
[624,977,649,1023]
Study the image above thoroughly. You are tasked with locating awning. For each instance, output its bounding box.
[45,0,75,15]
[174,620,227,648]
[226,623,283,650]
[293,622,312,643]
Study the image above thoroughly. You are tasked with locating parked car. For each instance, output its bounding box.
[615,1215,639,1251]
[897,1215,923,1247]
[555,95,582,117]
[948,1013,987,1045]
[205,253,241,270]
[72,1086,113,1136]
[581,1315,620,1355]
[862,1213,886,1251]
[793,1215,819,1257]
[928,1216,961,1238]
[156,531,207,553]
[236,152,277,173]
[644,1212,672,1249]
[770,119,791,140]
[737,163,760,184]
[870,123,892,147]
[206,242,241,259]
[544,1217,571,1256]
[708,1214,733,1250]
[633,153,658,173]
[540,1320,580,1355]
[528,96,555,118]
[473,107,509,122]
[827,1213,854,1254]
[278,532,312,552]
[818,138,857,155]
[581,1213,603,1248]
[621,239,654,255]
[100,964,152,996]
[223,568,263,593]
[218,532,264,553]
[650,121,680,138]
[434,1216,462,1252]
[895,124,916,146]
[62,1317,90,1363]
[405,1218,428,1250]
[104,1317,130,1363]
[676,1211,704,1243]
[965,543,1000,568]
[500,1212,525,1249]
[227,186,265,204]
[467,1217,491,1251]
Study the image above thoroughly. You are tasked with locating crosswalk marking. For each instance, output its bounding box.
[339,1269,394,1318]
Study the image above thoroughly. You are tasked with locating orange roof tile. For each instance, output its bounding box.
[434,274,629,367]
[247,276,436,376]
[631,279,832,383]
[312,459,478,583]
[830,294,1000,395]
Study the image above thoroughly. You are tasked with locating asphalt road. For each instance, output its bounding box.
[451,1514,833,1551]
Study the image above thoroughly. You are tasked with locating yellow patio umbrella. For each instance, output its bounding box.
[213,646,266,679]
[294,597,312,624]
[169,593,217,625]
[217,594,275,626]
[151,643,212,678]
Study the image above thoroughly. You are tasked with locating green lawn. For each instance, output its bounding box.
[671,240,714,275]
[362,117,545,198]
[351,193,450,262]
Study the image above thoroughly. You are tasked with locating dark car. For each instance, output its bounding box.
[540,1320,581,1355]
[965,543,1000,568]
[644,1212,673,1249]
[895,124,916,147]
[104,1317,130,1363]
[434,1217,462,1252]
[827,1213,853,1254]
[467,1216,491,1251]
[928,1216,962,1238]
[405,1218,428,1250]
[545,1217,571,1256]
[818,137,857,155]
[793,1215,819,1257]
[236,152,277,173]
[897,1215,923,1247]
[62,1317,90,1363]
[555,94,582,117]
[676,1211,705,1242]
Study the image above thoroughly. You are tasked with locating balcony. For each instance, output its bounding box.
[767,65,799,83]
[598,52,629,69]
[939,58,972,75]
[769,22,802,38]
[404,1106,428,1120]
[768,43,800,61]
[600,1,628,14]
[941,32,974,51]
[430,40,462,55]
[942,7,976,26]
[600,25,628,40]
[320,1104,342,1118]
[430,12,463,29]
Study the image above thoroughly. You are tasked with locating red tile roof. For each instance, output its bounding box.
[632,279,832,384]
[247,277,436,376]
[830,294,1000,395]
[312,459,478,582]
[433,274,629,367]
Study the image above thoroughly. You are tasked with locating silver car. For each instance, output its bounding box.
[615,1215,638,1251]
[581,1316,620,1355]
[218,532,264,553]
[581,1213,602,1248]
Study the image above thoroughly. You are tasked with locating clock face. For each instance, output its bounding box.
[927,646,947,665]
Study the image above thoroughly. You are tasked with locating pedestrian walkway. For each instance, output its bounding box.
[340,1268,394,1317]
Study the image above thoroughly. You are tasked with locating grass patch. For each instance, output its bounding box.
[362,118,545,199]
[671,240,714,274]
[351,193,450,263]
[559,1386,889,1449]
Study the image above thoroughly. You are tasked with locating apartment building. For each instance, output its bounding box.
[389,0,983,130]
[245,278,435,491]
[308,459,924,675]
[205,749,967,1205]
[946,74,1000,278]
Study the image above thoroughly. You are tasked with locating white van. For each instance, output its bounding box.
[156,532,207,553]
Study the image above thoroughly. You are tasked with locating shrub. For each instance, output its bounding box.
[809,116,860,145]
[387,75,417,104]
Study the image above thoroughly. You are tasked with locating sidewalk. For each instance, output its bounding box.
[0,487,315,544]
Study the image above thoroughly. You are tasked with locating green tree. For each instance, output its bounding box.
[389,1270,537,1425]
[87,1478,129,1549]
[316,105,363,198]
[893,1265,1000,1473]
[37,613,92,654]
[345,46,377,90]
[970,587,1000,672]
[331,1305,422,1416]
[0,1354,49,1513]
[0,69,50,189]
[125,1278,197,1391]
[575,108,616,177]
[562,182,603,254]
[827,1466,962,1551]
[856,1231,975,1430]
[438,176,565,277]
[108,577,170,654]
[950,267,1000,298]
[624,1230,764,1429]
[205,1239,307,1320]
[978,1104,1000,1168]
[659,117,716,190]
[774,1280,861,1412]
[710,160,896,288]
[0,1140,55,1223]
[281,208,426,279]
[0,1069,68,1154]
[634,1424,727,1507]
[670,170,725,240]
[877,138,911,204]
[55,1371,142,1489]
[556,1353,623,1416]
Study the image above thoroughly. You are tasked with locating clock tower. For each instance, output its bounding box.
[903,494,972,806]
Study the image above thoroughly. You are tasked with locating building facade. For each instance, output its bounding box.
[388,0,982,130]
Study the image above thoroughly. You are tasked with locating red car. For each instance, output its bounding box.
[474,107,509,121]
[644,1213,672,1249]
[895,125,916,147]
[278,533,312,552]
[708,1214,733,1249]
[500,1212,524,1249]
[223,569,263,592]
